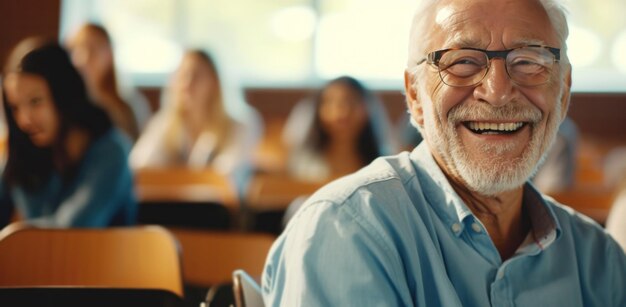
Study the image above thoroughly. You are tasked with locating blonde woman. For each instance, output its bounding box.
[130,50,261,191]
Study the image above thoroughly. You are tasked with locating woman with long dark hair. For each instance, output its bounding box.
[283,76,395,182]
[0,42,136,228]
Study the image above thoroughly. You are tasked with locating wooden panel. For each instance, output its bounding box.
[568,93,626,140]
[0,0,61,71]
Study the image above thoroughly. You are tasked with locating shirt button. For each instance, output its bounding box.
[497,270,505,279]
[451,223,462,233]
[471,223,482,233]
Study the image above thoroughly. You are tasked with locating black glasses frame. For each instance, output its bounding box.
[416,45,561,87]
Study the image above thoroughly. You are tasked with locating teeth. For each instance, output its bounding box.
[467,122,524,132]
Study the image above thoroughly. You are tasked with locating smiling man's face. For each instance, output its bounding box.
[406,0,571,196]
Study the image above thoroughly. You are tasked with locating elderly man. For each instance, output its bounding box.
[262,0,626,306]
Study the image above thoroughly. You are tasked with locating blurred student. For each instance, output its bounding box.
[130,50,261,192]
[605,148,626,251]
[607,184,626,251]
[67,23,152,141]
[282,76,395,183]
[0,42,136,228]
[531,116,578,193]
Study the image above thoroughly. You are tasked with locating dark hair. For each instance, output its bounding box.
[309,76,381,165]
[2,42,112,189]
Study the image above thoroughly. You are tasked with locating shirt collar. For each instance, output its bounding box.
[411,142,561,248]
[519,183,562,253]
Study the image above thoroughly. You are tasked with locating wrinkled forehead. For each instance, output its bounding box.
[418,0,559,52]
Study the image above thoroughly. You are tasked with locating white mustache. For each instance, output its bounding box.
[447,103,542,124]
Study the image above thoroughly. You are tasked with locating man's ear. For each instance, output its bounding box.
[558,63,572,122]
[404,70,424,127]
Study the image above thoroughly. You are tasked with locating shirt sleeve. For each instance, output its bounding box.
[31,133,135,227]
[609,239,626,306]
[262,200,413,307]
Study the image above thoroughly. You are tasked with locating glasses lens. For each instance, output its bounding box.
[506,47,556,86]
[437,49,488,87]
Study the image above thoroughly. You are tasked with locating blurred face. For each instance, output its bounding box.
[172,53,217,119]
[318,82,368,142]
[406,0,571,196]
[67,27,113,85]
[4,73,61,147]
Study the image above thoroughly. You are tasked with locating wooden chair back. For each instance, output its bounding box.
[134,167,238,207]
[0,224,184,298]
[245,173,324,210]
[169,228,275,287]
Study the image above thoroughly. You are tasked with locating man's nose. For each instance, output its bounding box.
[473,59,516,107]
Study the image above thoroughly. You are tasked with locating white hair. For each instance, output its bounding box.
[406,0,570,71]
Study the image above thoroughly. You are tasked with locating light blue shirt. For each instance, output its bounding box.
[262,143,626,306]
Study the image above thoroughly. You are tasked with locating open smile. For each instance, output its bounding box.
[463,121,528,135]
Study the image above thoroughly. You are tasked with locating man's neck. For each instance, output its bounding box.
[441,167,531,261]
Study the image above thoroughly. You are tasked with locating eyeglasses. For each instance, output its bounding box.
[416,45,560,87]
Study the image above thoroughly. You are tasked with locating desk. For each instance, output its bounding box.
[134,168,241,229]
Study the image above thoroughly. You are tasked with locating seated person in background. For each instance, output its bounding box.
[605,149,626,251]
[66,23,152,141]
[282,76,396,183]
[0,37,50,166]
[262,0,626,306]
[395,112,424,152]
[0,42,136,228]
[531,116,577,193]
[607,179,626,251]
[130,50,261,194]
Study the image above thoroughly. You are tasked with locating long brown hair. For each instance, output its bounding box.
[2,43,112,189]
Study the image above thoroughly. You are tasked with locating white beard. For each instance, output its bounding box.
[422,97,562,196]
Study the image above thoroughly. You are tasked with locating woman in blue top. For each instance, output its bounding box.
[0,42,136,228]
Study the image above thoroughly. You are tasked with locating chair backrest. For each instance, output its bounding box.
[134,167,238,207]
[233,269,264,307]
[169,228,275,287]
[245,173,323,210]
[0,224,184,298]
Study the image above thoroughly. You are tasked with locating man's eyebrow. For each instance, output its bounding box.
[446,36,485,48]
[511,38,549,47]
[445,37,551,49]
